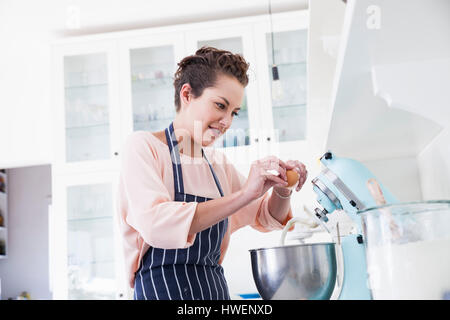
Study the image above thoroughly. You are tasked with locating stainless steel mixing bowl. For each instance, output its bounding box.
[249,243,337,300]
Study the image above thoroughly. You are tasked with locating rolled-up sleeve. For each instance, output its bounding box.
[120,132,197,249]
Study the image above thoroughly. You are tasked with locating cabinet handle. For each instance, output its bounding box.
[254,138,259,143]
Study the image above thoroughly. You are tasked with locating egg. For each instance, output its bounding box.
[286,169,299,187]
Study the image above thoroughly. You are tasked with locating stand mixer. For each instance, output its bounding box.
[250,151,398,300]
[311,151,397,299]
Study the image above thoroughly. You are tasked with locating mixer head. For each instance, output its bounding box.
[311,151,397,228]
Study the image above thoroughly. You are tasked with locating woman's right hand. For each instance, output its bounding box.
[242,156,289,201]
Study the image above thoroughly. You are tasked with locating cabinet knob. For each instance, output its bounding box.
[254,138,259,143]
[114,152,119,156]
[266,137,271,141]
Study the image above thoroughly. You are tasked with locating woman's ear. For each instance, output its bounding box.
[179,83,192,110]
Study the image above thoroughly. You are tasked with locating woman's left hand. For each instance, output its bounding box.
[278,160,308,192]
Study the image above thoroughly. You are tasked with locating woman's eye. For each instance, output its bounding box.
[215,102,238,116]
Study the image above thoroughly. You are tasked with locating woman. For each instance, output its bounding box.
[117,47,308,300]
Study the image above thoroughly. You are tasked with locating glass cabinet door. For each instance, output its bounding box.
[265,29,308,142]
[130,45,177,132]
[64,53,111,162]
[197,37,251,148]
[66,182,116,299]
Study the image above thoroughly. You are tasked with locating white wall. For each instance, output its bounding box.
[306,0,346,156]
[0,165,52,300]
[418,127,450,200]
[363,157,423,202]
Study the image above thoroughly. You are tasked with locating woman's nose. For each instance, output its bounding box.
[219,114,233,129]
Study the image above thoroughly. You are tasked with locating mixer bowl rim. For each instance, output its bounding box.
[249,242,336,253]
[358,199,450,215]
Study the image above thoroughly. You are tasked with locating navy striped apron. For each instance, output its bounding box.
[134,122,230,300]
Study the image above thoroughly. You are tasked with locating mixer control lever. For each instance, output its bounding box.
[356,235,364,244]
[314,207,329,222]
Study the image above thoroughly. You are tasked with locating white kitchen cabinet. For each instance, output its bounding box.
[52,10,309,171]
[185,23,259,151]
[51,10,310,299]
[52,40,122,175]
[50,171,127,300]
[252,11,308,147]
[117,32,186,146]
[183,10,309,167]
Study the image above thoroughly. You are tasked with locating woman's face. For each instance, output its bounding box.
[181,73,245,147]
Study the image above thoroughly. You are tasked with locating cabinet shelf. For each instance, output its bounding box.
[66,123,109,130]
[68,216,112,223]
[271,61,306,68]
[132,76,173,84]
[65,83,108,90]
[272,103,306,110]
[134,116,173,124]
[133,117,174,132]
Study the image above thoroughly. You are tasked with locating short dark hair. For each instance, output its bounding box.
[173,46,250,112]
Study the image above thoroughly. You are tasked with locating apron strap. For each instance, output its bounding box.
[165,122,224,198]
[165,122,184,194]
[203,150,224,197]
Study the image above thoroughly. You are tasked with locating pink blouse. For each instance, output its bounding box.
[116,131,292,288]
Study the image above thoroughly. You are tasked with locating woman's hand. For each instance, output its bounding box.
[242,156,290,201]
[277,159,308,193]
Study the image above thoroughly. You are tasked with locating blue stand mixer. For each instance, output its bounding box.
[252,151,448,300]
[311,151,397,299]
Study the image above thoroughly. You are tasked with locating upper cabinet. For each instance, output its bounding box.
[64,53,111,162]
[251,10,308,152]
[263,28,308,143]
[186,25,256,149]
[53,41,122,174]
[118,32,186,142]
[52,10,309,172]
